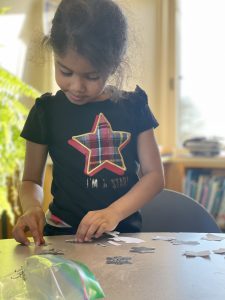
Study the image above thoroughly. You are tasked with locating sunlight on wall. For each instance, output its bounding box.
[0,14,26,77]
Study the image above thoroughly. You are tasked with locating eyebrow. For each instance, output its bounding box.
[56,61,98,75]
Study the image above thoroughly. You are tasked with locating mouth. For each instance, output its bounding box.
[66,92,86,103]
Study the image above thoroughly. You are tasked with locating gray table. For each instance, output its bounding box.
[1,232,225,299]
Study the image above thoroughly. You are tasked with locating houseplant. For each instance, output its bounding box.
[0,7,40,225]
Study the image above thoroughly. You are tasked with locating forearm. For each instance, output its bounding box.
[109,171,165,221]
[19,181,44,213]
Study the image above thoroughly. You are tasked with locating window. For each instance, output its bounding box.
[0,13,26,77]
[177,0,225,146]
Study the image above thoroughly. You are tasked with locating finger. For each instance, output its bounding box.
[76,211,99,242]
[84,223,100,241]
[94,223,108,239]
[37,217,45,244]
[28,221,42,246]
[31,229,42,246]
[12,225,30,246]
[76,222,90,242]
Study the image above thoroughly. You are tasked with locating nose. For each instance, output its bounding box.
[70,75,85,94]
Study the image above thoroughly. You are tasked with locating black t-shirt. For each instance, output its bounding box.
[21,86,158,232]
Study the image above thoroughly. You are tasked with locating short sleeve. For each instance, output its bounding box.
[130,86,159,134]
[20,94,49,145]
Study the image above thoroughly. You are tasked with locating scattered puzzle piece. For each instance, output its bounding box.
[213,248,225,254]
[152,235,176,241]
[38,248,64,255]
[183,250,210,257]
[171,240,200,245]
[129,247,155,253]
[97,243,107,247]
[109,236,145,244]
[107,241,121,246]
[201,233,225,241]
[106,256,132,265]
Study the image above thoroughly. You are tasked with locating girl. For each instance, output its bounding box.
[13,0,164,245]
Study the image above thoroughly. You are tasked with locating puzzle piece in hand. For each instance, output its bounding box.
[106,256,132,265]
[65,239,77,243]
[65,238,94,243]
[129,246,155,253]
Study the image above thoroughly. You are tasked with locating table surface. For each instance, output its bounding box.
[1,232,225,300]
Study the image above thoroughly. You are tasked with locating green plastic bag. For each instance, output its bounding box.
[0,254,105,300]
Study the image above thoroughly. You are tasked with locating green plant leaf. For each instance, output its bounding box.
[0,68,40,222]
[0,7,11,15]
[0,7,41,224]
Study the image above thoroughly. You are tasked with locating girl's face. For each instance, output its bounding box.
[54,49,109,105]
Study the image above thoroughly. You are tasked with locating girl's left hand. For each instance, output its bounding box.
[75,207,121,242]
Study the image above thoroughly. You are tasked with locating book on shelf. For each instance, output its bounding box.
[212,182,224,217]
[215,180,225,228]
[184,169,225,228]
[184,169,210,201]
[207,178,220,214]
[200,181,210,208]
[196,175,208,203]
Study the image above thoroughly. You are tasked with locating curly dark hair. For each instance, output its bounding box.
[46,0,127,79]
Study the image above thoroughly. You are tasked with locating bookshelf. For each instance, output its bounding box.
[163,154,225,229]
[163,155,225,191]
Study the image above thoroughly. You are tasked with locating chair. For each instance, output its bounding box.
[140,189,221,233]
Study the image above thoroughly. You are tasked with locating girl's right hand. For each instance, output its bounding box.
[12,206,45,246]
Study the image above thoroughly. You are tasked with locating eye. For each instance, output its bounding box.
[85,74,100,81]
[60,69,73,76]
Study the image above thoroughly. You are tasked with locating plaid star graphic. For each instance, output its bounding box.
[68,113,131,176]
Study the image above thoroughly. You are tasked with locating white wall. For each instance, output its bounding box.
[1,0,159,113]
[111,0,158,113]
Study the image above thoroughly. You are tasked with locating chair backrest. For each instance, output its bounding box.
[140,189,221,233]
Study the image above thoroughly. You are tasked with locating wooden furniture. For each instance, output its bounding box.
[163,154,225,192]
[0,173,22,239]
[1,232,225,300]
